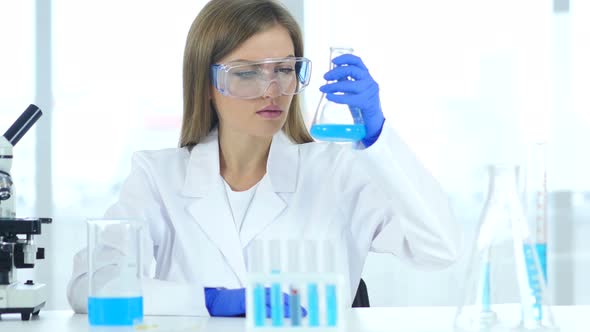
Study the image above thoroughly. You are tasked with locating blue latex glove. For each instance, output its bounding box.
[319,53,385,148]
[204,287,307,318]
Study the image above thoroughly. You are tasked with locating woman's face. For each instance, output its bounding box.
[211,25,295,138]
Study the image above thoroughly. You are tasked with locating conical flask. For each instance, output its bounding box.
[310,47,366,142]
[455,165,557,332]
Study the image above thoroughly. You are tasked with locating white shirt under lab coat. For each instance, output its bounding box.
[67,122,462,316]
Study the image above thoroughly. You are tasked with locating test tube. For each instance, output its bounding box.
[322,241,338,327]
[535,146,548,322]
[531,142,548,282]
[248,240,266,327]
[269,239,283,327]
[287,240,302,326]
[523,142,548,322]
[304,240,320,327]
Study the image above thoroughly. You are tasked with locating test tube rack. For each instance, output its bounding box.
[246,272,347,331]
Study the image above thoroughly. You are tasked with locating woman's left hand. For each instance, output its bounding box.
[319,54,385,148]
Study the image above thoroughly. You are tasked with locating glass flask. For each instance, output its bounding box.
[310,47,366,142]
[454,165,557,332]
[87,219,143,326]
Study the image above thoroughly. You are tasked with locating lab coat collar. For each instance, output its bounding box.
[181,130,220,198]
[181,128,298,197]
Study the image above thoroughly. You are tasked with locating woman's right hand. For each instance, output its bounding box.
[204,287,307,318]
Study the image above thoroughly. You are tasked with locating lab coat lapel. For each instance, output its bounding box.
[239,131,299,248]
[182,130,247,285]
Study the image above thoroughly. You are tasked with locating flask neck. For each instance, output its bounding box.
[481,164,529,240]
[328,47,354,71]
[487,165,520,198]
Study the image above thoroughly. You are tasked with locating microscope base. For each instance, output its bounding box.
[0,303,45,320]
[0,282,47,320]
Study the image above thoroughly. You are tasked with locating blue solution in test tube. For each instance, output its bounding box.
[247,240,267,327]
[287,240,302,326]
[307,283,320,326]
[322,240,338,327]
[269,240,284,327]
[253,284,266,326]
[289,287,302,326]
[304,240,320,327]
[325,284,338,326]
[271,279,283,326]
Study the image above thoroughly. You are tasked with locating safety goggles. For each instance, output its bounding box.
[211,57,312,99]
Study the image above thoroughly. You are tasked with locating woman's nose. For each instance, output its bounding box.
[262,80,281,99]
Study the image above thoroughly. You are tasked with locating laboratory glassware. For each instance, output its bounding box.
[454,165,557,332]
[245,239,346,331]
[287,240,302,326]
[248,239,267,327]
[310,47,366,142]
[269,239,284,326]
[304,240,320,327]
[87,219,143,326]
[523,142,549,282]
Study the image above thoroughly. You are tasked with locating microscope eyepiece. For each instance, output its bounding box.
[3,104,43,147]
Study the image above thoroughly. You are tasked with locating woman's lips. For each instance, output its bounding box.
[256,110,283,119]
[256,105,283,119]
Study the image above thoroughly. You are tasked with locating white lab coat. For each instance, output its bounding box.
[67,121,461,316]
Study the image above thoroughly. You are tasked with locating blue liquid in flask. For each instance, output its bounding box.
[310,124,366,142]
[88,296,143,326]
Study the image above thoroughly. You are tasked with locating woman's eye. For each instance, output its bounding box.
[234,70,259,79]
[276,67,295,74]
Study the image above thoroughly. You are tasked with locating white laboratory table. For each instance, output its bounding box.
[1,306,589,332]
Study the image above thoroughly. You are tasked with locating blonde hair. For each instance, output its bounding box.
[180,0,313,148]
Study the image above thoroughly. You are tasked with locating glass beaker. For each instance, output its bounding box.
[454,165,557,332]
[310,47,366,142]
[87,219,143,326]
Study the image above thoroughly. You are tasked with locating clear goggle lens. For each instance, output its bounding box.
[211,57,312,99]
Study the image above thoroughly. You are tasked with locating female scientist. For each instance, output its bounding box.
[67,0,461,317]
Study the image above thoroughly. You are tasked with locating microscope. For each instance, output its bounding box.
[0,104,52,320]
